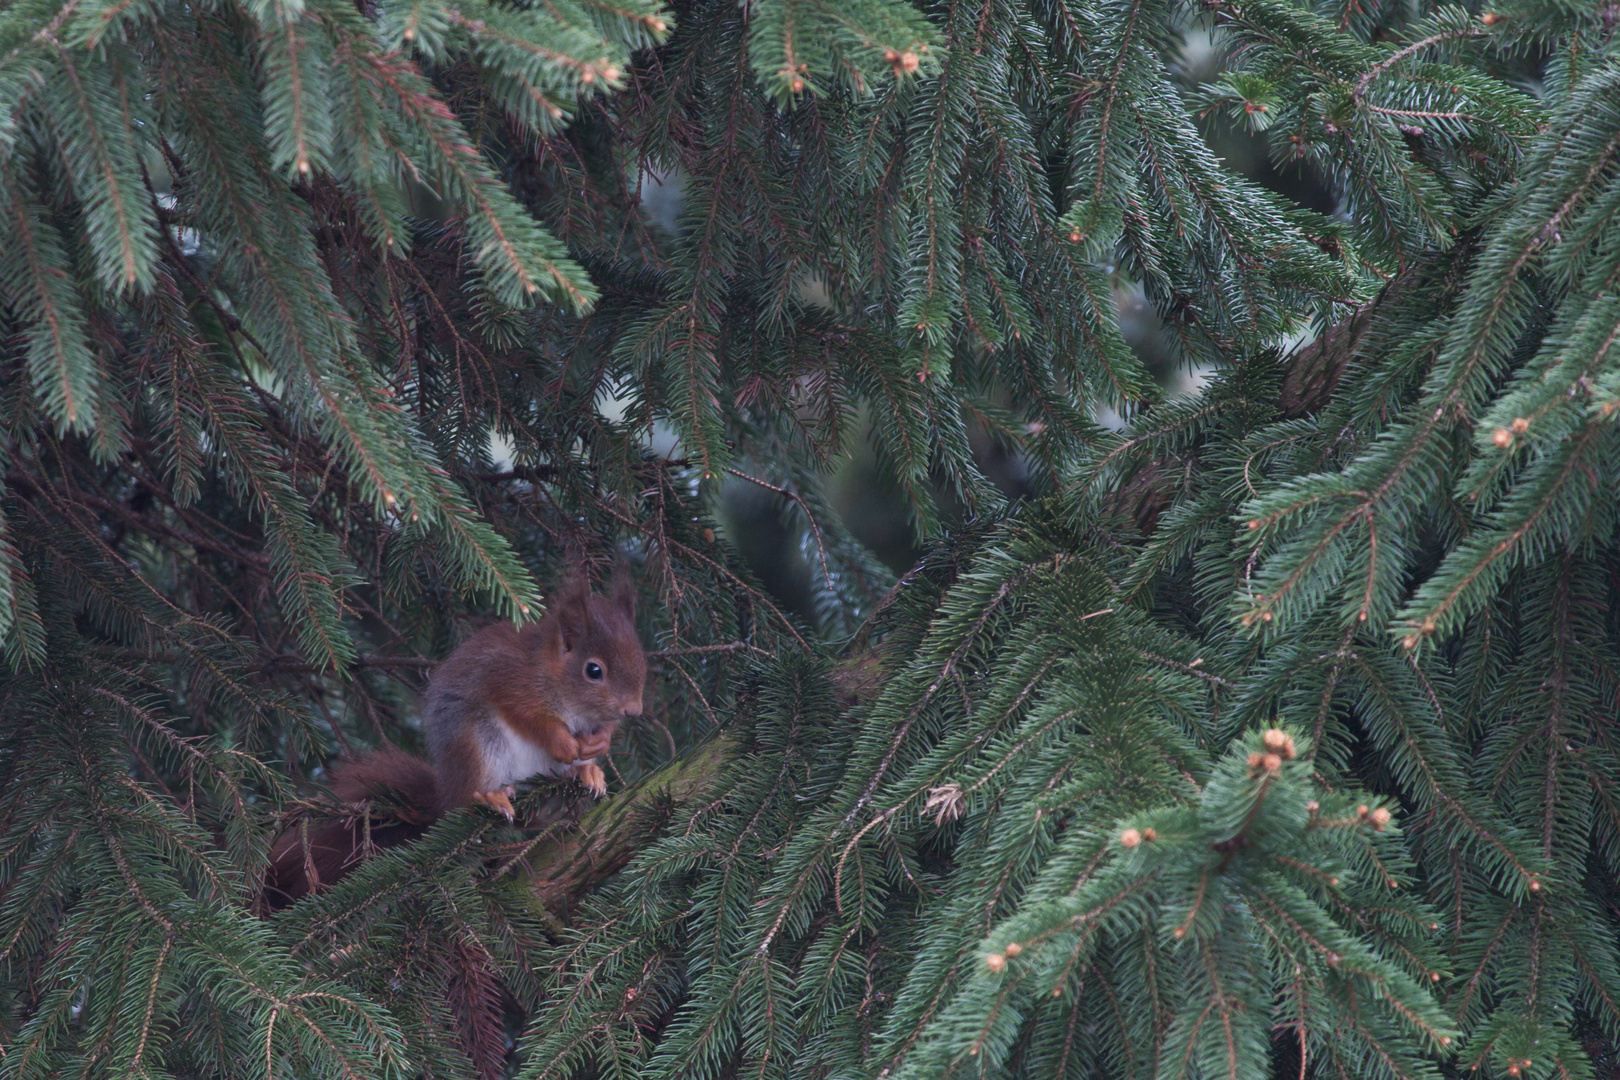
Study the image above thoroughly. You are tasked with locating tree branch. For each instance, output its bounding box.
[522,732,738,916]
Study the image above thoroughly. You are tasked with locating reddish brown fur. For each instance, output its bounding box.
[433,723,491,817]
[262,577,647,908]
[261,748,438,910]
[473,622,581,763]
[424,575,645,808]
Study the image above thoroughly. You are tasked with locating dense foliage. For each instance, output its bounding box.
[2,0,1619,1078]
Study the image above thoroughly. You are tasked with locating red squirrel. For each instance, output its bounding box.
[262,578,646,909]
[424,575,646,817]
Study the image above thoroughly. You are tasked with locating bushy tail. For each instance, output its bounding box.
[262,747,440,911]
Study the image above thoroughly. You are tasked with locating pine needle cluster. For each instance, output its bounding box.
[3,0,1620,1078]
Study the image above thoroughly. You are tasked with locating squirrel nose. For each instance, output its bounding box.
[621,696,643,718]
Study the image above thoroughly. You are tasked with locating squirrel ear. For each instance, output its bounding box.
[552,578,591,652]
[611,570,635,621]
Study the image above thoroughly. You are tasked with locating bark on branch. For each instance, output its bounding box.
[522,733,738,915]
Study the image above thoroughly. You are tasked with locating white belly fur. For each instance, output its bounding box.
[479,716,571,788]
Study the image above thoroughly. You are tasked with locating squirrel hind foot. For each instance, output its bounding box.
[470,787,516,821]
[573,762,606,798]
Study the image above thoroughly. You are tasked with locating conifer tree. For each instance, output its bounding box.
[2,0,1618,1078]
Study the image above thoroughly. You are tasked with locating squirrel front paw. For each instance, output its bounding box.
[470,785,517,821]
[572,762,606,798]
[575,726,615,759]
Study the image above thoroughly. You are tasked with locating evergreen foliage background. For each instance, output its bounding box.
[1,0,1618,1078]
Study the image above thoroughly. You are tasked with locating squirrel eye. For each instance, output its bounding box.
[584,661,604,681]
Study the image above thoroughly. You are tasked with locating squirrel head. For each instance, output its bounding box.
[538,575,646,729]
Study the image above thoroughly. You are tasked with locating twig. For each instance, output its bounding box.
[724,466,833,593]
[649,642,768,658]
[1354,28,1486,104]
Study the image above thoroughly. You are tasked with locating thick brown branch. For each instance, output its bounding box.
[524,732,737,916]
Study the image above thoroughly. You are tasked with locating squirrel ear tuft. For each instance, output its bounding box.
[553,577,591,651]
[611,569,635,620]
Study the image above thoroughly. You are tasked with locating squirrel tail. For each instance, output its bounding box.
[262,747,440,911]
